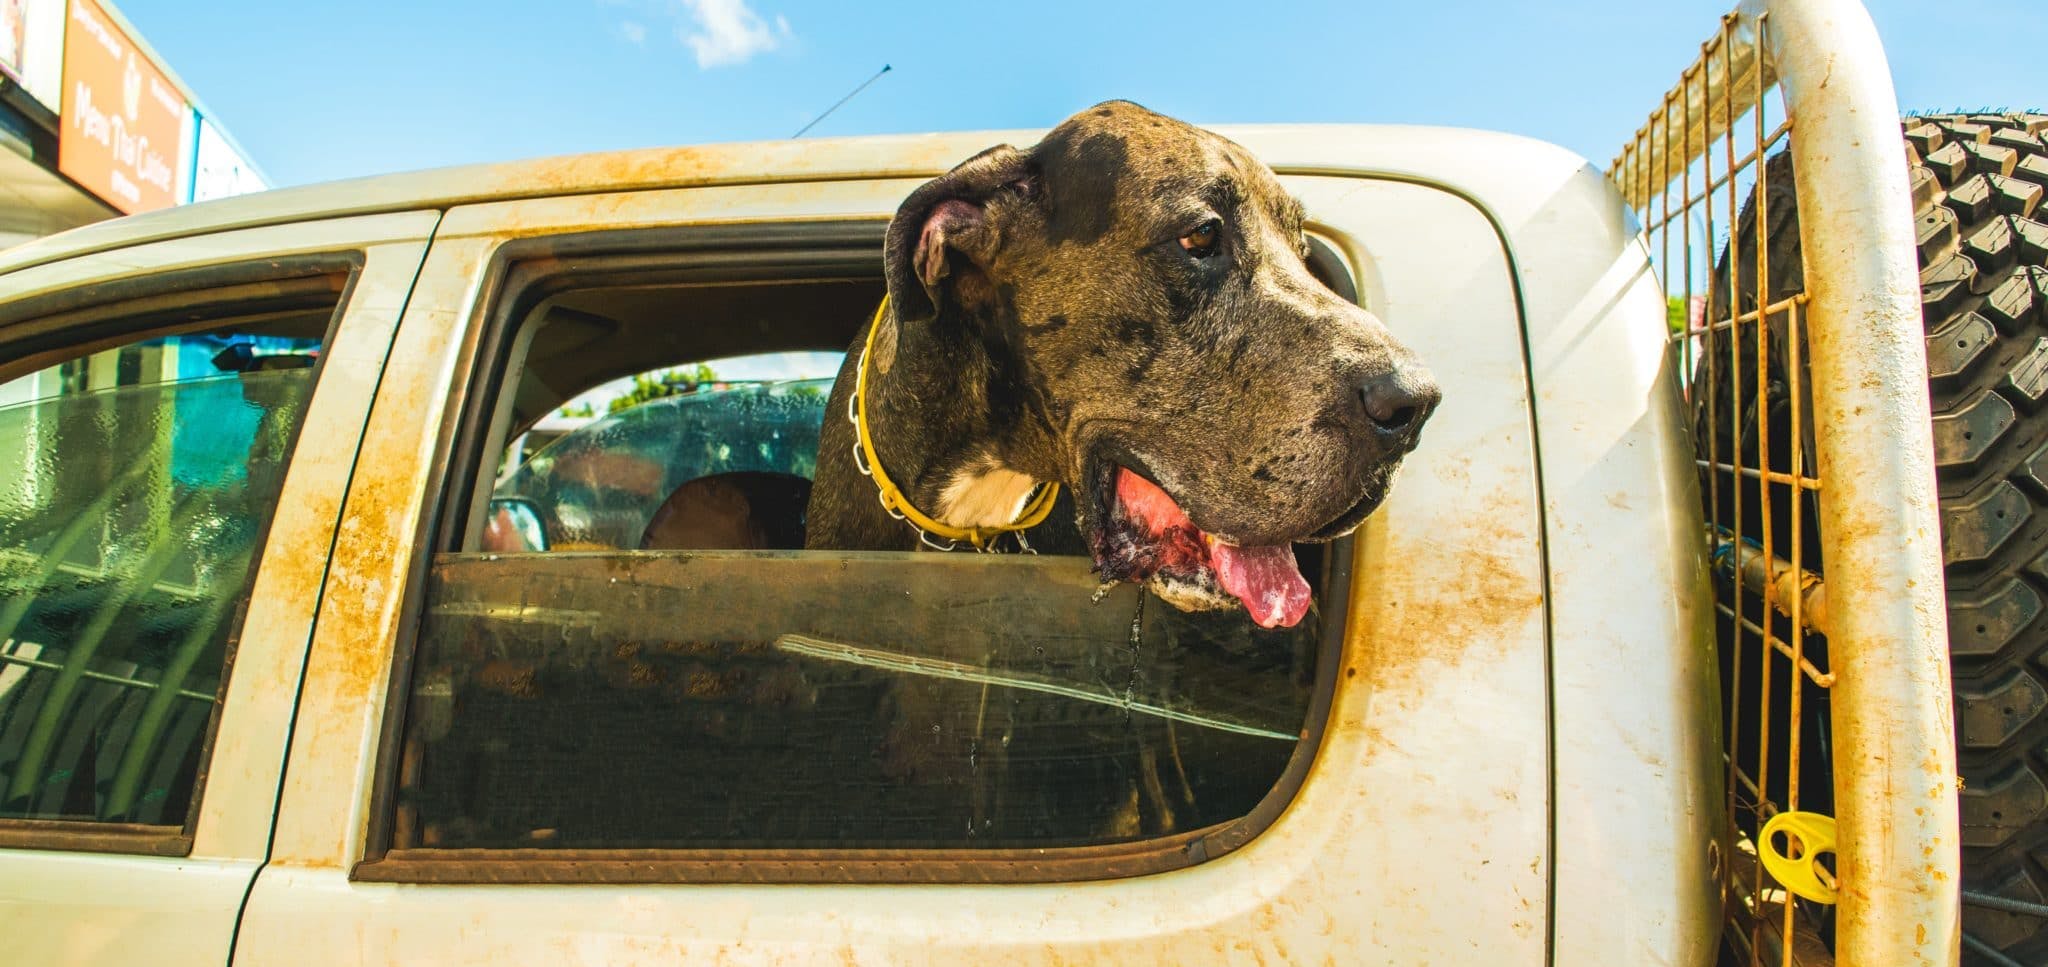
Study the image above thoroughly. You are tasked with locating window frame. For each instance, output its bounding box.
[354,222,1356,884]
[0,254,362,857]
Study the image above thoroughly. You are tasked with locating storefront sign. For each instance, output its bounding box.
[58,0,186,213]
[190,115,265,203]
[14,0,72,112]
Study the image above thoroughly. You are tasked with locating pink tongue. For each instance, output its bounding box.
[1115,469,1194,530]
[1113,469,1312,629]
[1211,542,1313,629]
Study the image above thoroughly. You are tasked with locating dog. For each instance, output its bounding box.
[807,100,1438,630]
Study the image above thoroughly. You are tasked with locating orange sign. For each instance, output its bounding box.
[59,0,186,213]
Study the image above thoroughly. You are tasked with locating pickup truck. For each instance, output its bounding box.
[0,0,1981,963]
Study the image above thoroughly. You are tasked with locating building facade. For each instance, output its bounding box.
[0,0,264,250]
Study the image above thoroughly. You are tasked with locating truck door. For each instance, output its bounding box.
[241,157,1547,964]
[0,214,434,966]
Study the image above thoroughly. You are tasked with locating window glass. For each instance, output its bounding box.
[0,311,329,825]
[393,272,1334,855]
[490,360,834,553]
[402,553,1318,849]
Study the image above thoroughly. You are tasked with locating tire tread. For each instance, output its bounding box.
[1703,114,2048,964]
[1912,115,2048,966]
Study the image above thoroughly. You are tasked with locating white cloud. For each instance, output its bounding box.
[678,0,791,69]
[619,20,648,45]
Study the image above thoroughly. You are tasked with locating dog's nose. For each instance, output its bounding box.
[1358,365,1441,449]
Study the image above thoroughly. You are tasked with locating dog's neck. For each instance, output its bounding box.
[862,301,1062,532]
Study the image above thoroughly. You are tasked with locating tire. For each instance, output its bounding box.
[1698,113,2048,965]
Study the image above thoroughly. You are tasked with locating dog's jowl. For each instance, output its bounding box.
[808,100,1440,629]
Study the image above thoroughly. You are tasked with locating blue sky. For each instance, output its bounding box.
[119,0,2045,190]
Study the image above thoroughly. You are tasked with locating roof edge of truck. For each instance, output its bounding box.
[0,123,1592,277]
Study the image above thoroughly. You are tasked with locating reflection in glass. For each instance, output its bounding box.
[0,328,320,824]
[399,551,1320,850]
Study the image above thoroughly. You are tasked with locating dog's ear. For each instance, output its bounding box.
[885,144,1033,323]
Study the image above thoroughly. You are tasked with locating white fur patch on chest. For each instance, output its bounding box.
[936,458,1041,529]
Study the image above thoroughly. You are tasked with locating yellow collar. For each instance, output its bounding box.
[851,296,1060,550]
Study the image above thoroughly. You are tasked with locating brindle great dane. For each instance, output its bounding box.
[807,100,1439,630]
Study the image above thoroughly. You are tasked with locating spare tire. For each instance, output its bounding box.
[1697,112,2048,965]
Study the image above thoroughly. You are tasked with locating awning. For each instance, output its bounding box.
[0,137,114,251]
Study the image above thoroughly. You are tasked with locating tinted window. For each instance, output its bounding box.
[403,553,1319,849]
[0,313,328,825]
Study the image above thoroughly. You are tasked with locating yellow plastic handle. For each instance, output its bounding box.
[1759,810,1838,905]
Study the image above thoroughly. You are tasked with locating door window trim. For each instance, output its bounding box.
[355,222,1354,884]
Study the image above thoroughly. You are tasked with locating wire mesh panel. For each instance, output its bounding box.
[1612,2,1958,964]
[1616,12,1826,963]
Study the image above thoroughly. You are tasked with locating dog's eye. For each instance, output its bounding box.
[1179,220,1222,258]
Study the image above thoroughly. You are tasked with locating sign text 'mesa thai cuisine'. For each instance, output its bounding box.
[58,0,186,213]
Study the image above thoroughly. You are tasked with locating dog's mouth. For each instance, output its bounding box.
[1086,463,1317,629]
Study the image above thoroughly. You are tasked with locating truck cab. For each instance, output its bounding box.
[0,125,1717,964]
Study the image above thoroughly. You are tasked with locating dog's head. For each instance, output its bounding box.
[884,100,1439,628]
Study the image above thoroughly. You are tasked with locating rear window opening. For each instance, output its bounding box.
[486,352,837,554]
[366,225,1357,879]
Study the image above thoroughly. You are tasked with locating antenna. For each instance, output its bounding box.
[793,64,892,138]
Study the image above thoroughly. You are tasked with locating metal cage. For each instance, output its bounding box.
[1612,1,1960,964]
